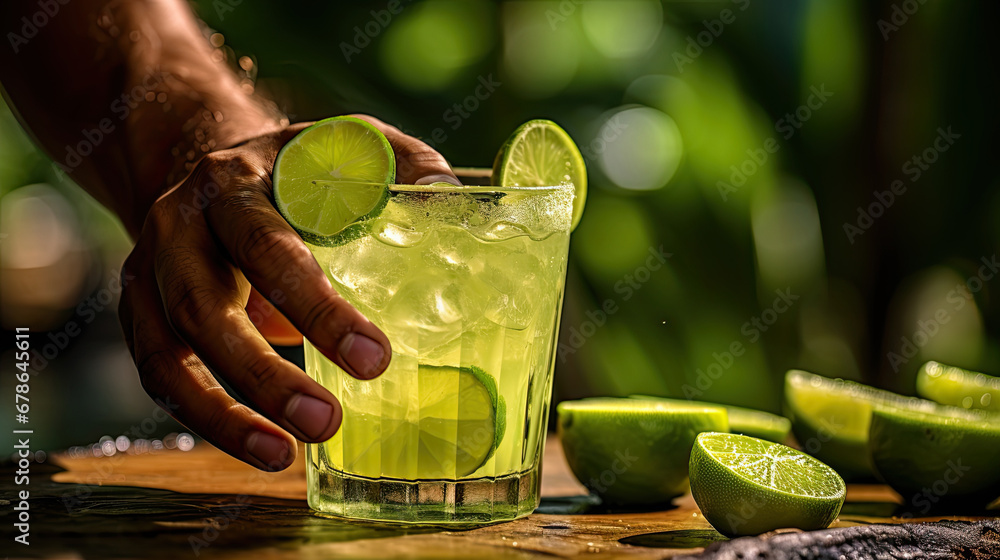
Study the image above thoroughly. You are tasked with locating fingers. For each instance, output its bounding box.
[150,224,344,444]
[118,253,297,471]
[200,171,391,381]
[248,288,303,346]
[348,114,461,186]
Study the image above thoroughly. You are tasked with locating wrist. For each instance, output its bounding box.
[110,1,285,235]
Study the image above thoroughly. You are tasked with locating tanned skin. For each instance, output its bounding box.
[1,0,460,471]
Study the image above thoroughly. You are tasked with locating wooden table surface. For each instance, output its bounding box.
[4,436,996,559]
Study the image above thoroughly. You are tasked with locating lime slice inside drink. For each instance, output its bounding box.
[917,360,1000,411]
[557,397,728,506]
[493,119,587,230]
[689,432,845,537]
[272,116,394,245]
[326,365,505,480]
[630,395,790,443]
[869,405,1000,507]
[784,369,941,480]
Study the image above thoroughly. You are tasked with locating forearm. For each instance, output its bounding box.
[0,0,284,236]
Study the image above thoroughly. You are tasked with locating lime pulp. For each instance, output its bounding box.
[493,119,587,230]
[917,360,1000,411]
[326,365,505,480]
[629,395,790,443]
[272,116,395,245]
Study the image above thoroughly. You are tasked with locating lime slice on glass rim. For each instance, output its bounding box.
[689,432,845,537]
[272,116,394,246]
[326,365,506,480]
[493,119,587,230]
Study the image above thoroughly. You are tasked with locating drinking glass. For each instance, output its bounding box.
[304,171,573,524]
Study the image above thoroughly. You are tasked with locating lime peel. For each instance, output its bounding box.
[869,404,1000,506]
[557,397,727,506]
[690,432,845,537]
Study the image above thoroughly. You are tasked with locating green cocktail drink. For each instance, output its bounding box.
[271,116,585,524]
[303,179,573,523]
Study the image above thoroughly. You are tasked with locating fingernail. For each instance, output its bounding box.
[246,431,291,470]
[339,333,386,379]
[415,174,462,186]
[285,393,334,440]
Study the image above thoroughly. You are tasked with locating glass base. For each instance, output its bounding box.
[307,465,542,525]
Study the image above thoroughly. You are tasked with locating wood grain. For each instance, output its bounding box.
[2,436,993,559]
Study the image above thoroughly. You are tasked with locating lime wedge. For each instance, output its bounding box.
[784,369,941,480]
[557,397,728,506]
[493,119,587,230]
[326,365,505,480]
[630,395,790,443]
[723,406,791,444]
[272,116,394,245]
[869,405,1000,507]
[689,432,845,537]
[917,360,1000,411]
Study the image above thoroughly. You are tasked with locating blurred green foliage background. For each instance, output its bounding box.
[2,0,999,450]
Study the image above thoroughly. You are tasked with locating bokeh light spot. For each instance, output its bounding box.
[380,0,493,92]
[751,180,825,292]
[502,2,580,98]
[598,107,683,191]
[581,1,662,59]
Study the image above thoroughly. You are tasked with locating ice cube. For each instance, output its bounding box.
[373,220,425,248]
[382,271,467,355]
[327,237,412,312]
[480,254,542,331]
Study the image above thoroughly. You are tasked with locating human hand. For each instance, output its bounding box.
[118,115,459,471]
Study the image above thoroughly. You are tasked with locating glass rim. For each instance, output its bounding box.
[388,183,570,194]
[398,166,573,194]
[307,178,572,195]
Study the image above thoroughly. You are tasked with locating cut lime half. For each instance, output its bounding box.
[630,395,790,443]
[784,369,941,480]
[724,406,792,444]
[272,116,394,245]
[869,405,1000,507]
[557,397,728,506]
[917,361,1000,411]
[493,119,587,230]
[326,365,505,480]
[689,432,845,537]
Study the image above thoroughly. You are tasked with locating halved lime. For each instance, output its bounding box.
[917,361,1000,411]
[557,397,728,506]
[493,119,587,230]
[869,405,1000,507]
[784,369,940,480]
[272,116,394,245]
[723,406,791,444]
[689,432,845,537]
[326,365,506,480]
[630,395,790,443]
